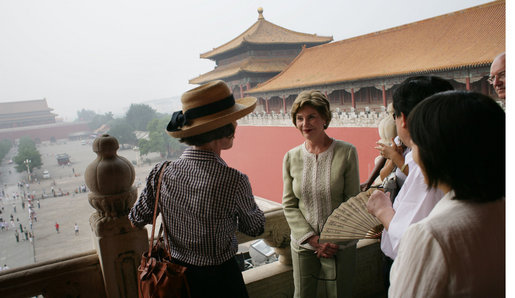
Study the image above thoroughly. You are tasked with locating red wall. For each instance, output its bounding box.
[0,122,90,142]
[221,126,379,204]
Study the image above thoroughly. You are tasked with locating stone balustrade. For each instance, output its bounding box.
[0,134,386,298]
[0,250,105,298]
[239,111,388,127]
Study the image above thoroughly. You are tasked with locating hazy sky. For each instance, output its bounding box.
[0,0,501,121]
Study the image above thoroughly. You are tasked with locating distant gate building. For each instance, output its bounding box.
[0,99,56,129]
[0,98,91,142]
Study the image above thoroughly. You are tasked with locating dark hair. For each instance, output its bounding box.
[393,76,454,118]
[179,123,235,146]
[408,91,505,202]
[291,90,332,129]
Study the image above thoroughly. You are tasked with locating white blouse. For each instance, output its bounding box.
[389,191,505,297]
[301,140,335,235]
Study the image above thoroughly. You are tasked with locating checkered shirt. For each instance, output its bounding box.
[129,148,265,266]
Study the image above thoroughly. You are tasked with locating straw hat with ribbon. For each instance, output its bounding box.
[167,80,257,138]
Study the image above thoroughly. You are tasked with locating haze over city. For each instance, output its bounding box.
[0,0,501,121]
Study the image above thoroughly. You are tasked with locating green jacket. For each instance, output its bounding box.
[282,139,360,246]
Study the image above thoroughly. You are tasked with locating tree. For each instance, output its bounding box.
[89,112,114,130]
[76,109,97,122]
[0,139,12,162]
[126,104,156,131]
[13,136,42,175]
[139,117,184,158]
[107,119,137,148]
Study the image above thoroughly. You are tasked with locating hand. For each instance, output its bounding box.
[366,189,392,217]
[317,242,339,258]
[374,140,400,160]
[367,190,395,229]
[308,235,339,258]
[360,182,370,192]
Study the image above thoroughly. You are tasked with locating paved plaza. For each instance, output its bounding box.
[0,139,162,270]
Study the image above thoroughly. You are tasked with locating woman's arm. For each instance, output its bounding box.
[343,146,361,200]
[361,156,386,191]
[235,174,265,237]
[376,139,408,176]
[379,159,395,181]
[282,152,316,245]
[128,162,163,228]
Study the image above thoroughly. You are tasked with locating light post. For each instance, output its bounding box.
[31,228,36,263]
[24,159,31,182]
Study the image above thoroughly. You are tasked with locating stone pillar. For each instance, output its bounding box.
[257,203,292,265]
[382,84,387,107]
[351,88,356,109]
[85,134,148,298]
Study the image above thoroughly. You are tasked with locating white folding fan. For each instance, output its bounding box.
[320,188,384,242]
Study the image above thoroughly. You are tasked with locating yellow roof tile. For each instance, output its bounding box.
[189,57,292,84]
[200,8,332,59]
[248,1,505,94]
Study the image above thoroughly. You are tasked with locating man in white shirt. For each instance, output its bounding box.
[366,76,453,288]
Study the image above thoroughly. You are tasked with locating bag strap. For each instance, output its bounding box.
[148,161,170,257]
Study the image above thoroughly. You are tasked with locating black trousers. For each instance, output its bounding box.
[173,257,249,298]
[383,254,394,290]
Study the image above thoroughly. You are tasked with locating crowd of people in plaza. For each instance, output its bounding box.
[0,174,91,270]
[129,52,505,298]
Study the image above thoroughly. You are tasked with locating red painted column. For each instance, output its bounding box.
[351,88,356,109]
[239,84,244,98]
[265,98,270,114]
[466,77,470,90]
[382,85,387,107]
[246,82,251,90]
[282,95,286,114]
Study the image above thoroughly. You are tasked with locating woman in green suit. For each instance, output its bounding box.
[282,90,360,298]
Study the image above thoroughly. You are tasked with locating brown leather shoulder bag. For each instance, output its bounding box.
[137,161,191,298]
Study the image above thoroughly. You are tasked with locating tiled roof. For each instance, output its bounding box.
[189,57,292,84]
[0,99,54,115]
[248,1,505,94]
[200,8,332,59]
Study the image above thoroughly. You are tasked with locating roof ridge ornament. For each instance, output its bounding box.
[258,7,264,19]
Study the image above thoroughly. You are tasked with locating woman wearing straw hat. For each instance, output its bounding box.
[129,80,265,298]
[282,90,360,298]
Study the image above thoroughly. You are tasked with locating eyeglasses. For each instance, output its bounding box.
[487,71,505,84]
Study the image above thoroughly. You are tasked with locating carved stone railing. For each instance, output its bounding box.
[238,111,387,127]
[84,134,148,298]
[0,250,105,298]
[238,197,295,297]
[0,134,385,298]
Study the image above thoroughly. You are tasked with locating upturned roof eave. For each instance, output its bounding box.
[247,62,492,95]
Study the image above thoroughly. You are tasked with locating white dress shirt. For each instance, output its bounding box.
[380,151,443,259]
